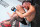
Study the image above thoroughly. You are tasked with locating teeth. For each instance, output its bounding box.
[0,0,9,8]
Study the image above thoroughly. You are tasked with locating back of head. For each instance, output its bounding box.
[22,0,35,5]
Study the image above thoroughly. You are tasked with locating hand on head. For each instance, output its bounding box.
[16,5,25,13]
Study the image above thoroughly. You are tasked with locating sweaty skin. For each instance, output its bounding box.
[16,5,36,22]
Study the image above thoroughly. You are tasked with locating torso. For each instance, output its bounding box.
[25,5,36,21]
[31,4,40,27]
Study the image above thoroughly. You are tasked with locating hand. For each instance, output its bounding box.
[16,11,24,18]
[16,11,20,14]
[7,12,11,17]
[16,5,23,10]
[16,5,25,13]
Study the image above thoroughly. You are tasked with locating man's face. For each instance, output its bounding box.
[22,2,28,9]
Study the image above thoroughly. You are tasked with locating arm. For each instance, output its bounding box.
[16,5,25,13]
[11,12,15,17]
[7,12,11,17]
[16,6,35,18]
[7,12,15,17]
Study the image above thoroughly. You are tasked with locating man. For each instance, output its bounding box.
[3,0,35,26]
[16,1,36,22]
[1,5,27,26]
[16,1,39,27]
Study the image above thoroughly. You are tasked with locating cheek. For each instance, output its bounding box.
[24,6,27,9]
[22,5,24,7]
[26,7,28,8]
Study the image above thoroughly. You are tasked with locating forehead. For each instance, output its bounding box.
[23,2,27,5]
[22,3,27,7]
[23,2,30,5]
[23,2,28,5]
[23,2,27,4]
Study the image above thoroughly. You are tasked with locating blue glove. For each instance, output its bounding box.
[13,9,17,12]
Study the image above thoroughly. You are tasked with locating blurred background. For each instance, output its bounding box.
[0,0,31,27]
[0,0,22,22]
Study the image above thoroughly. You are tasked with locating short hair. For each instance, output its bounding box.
[22,1,31,5]
[22,1,35,5]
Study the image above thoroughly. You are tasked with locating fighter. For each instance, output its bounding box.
[0,5,27,27]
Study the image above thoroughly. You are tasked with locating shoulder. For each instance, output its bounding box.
[30,5,35,11]
[31,5,35,9]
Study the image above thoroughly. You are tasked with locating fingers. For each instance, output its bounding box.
[16,5,23,10]
[7,12,11,17]
[16,11,19,14]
